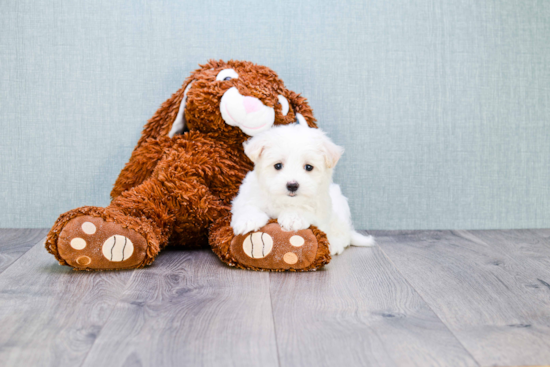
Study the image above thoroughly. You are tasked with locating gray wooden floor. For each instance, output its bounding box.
[1,229,549,367]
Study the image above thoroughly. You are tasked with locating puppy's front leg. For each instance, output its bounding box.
[278,211,311,232]
[231,206,270,235]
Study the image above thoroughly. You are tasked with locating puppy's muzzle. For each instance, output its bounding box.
[286,182,299,196]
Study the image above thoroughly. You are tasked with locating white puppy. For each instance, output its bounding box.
[231,123,374,255]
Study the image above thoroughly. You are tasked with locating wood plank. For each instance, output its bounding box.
[0,239,134,367]
[466,228,550,277]
[0,228,48,273]
[269,245,478,367]
[376,229,550,367]
[81,247,279,367]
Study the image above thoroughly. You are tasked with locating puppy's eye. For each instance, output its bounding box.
[216,69,239,81]
[305,164,314,171]
[274,163,283,170]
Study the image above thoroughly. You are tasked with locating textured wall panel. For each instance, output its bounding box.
[1,0,549,229]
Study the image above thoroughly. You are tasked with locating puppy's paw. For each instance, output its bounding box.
[328,237,348,255]
[278,213,310,232]
[232,212,270,235]
[330,244,345,256]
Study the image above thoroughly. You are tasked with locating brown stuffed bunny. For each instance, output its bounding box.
[45,60,331,271]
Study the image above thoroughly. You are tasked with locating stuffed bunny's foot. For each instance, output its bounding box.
[56,215,150,270]
[230,223,325,271]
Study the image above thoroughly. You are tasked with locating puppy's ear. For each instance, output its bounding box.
[243,136,268,163]
[322,138,345,169]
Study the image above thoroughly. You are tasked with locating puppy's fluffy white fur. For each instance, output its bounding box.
[231,123,374,255]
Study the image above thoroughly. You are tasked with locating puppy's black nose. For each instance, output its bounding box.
[286,182,299,192]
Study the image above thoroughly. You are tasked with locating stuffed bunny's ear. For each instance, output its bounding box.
[168,81,194,137]
[286,90,317,128]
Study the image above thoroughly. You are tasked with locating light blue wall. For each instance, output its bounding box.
[1,0,549,229]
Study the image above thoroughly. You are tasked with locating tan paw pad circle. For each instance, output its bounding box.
[289,235,305,247]
[102,235,134,262]
[70,237,87,250]
[81,221,97,235]
[77,256,91,266]
[243,232,273,259]
[283,252,298,264]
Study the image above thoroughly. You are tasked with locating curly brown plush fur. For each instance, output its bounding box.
[45,60,331,271]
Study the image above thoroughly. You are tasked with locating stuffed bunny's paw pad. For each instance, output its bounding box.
[57,216,148,270]
[230,223,319,271]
